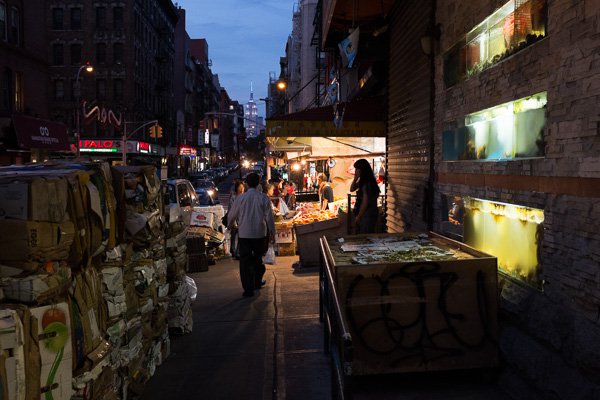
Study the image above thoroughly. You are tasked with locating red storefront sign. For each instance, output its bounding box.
[79,139,151,154]
[179,145,197,156]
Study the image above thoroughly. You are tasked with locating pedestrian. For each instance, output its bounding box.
[227,173,275,297]
[228,179,245,259]
[317,173,334,211]
[350,159,381,234]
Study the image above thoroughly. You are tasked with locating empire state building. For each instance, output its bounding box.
[244,84,259,138]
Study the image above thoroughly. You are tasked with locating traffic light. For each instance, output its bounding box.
[149,125,157,138]
[157,125,163,138]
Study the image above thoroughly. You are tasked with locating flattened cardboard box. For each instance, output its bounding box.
[0,176,69,223]
[0,309,26,400]
[30,303,73,400]
[0,220,75,262]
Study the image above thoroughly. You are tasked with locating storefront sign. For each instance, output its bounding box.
[204,129,210,145]
[79,139,151,154]
[12,115,70,151]
[179,145,197,156]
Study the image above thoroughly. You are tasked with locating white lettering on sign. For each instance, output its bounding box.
[39,126,50,137]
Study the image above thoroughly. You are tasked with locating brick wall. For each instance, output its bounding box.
[435,0,600,397]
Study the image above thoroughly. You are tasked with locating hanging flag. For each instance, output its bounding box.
[338,27,360,68]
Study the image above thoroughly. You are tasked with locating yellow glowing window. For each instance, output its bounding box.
[463,197,544,289]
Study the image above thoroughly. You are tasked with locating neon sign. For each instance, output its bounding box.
[179,145,197,156]
[82,101,123,129]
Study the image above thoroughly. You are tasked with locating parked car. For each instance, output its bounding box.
[194,187,216,206]
[166,179,199,225]
[192,179,219,202]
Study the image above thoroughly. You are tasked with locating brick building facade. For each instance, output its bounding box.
[433,0,600,397]
[46,0,178,152]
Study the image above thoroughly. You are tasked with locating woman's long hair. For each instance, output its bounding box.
[354,159,380,197]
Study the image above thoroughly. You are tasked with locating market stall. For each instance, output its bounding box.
[319,232,498,398]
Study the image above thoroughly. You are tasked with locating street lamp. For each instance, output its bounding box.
[75,62,94,157]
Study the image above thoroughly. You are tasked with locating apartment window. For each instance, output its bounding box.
[70,8,81,30]
[0,68,10,111]
[114,79,123,99]
[52,8,63,30]
[13,71,22,111]
[52,43,64,65]
[96,79,106,99]
[113,7,123,29]
[96,43,106,64]
[96,7,106,29]
[54,80,65,100]
[70,43,82,65]
[113,43,123,64]
[0,2,5,41]
[9,7,18,45]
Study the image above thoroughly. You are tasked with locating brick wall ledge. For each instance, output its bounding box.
[436,173,600,198]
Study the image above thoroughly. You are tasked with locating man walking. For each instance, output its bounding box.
[227,173,275,297]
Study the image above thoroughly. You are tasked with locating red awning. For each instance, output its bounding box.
[12,115,70,151]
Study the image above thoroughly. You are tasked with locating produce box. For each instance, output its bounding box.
[30,303,73,400]
[321,232,498,376]
[0,220,75,263]
[295,217,341,268]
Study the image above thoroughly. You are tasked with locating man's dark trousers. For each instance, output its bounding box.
[238,237,267,294]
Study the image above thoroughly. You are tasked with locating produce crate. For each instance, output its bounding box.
[276,241,296,256]
[187,253,208,272]
[295,217,341,268]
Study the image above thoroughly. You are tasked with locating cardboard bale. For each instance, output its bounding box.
[0,220,75,263]
[70,268,106,371]
[0,175,68,223]
[0,309,26,400]
[73,361,116,400]
[2,266,71,305]
[154,258,168,285]
[30,303,73,400]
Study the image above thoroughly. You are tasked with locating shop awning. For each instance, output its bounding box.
[12,115,70,151]
[322,0,396,48]
[266,96,385,138]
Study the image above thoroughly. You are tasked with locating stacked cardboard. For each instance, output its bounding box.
[0,162,189,400]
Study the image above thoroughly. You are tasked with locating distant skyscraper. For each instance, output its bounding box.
[244,83,259,138]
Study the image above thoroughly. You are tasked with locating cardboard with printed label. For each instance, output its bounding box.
[30,303,73,400]
[0,220,75,263]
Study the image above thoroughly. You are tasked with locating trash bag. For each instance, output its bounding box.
[185,275,197,301]
[263,244,276,265]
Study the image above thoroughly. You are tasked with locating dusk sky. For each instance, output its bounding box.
[175,0,296,117]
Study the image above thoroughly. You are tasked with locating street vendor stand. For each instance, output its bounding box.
[319,232,498,399]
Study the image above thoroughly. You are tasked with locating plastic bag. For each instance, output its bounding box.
[185,275,198,301]
[263,244,276,265]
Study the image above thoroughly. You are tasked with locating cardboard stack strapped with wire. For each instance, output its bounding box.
[0,161,188,399]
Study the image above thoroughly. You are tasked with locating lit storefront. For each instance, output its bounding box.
[78,138,165,167]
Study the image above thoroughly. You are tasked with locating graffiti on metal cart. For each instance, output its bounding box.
[345,262,495,366]
[82,101,123,129]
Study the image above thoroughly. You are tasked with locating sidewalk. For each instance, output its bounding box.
[141,255,330,400]
[141,255,510,400]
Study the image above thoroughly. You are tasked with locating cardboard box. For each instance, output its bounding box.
[0,220,75,262]
[189,210,214,228]
[0,309,26,400]
[0,176,69,223]
[30,303,73,400]
[2,263,71,304]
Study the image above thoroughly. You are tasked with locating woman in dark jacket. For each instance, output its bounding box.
[350,159,380,234]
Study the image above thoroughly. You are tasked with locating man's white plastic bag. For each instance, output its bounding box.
[263,245,276,265]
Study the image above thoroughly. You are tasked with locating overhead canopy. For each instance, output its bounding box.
[267,136,385,160]
[266,96,385,138]
[12,115,70,151]
[322,0,396,48]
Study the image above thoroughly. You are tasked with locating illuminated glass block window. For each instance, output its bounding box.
[443,91,546,161]
[444,0,547,86]
[463,198,544,289]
